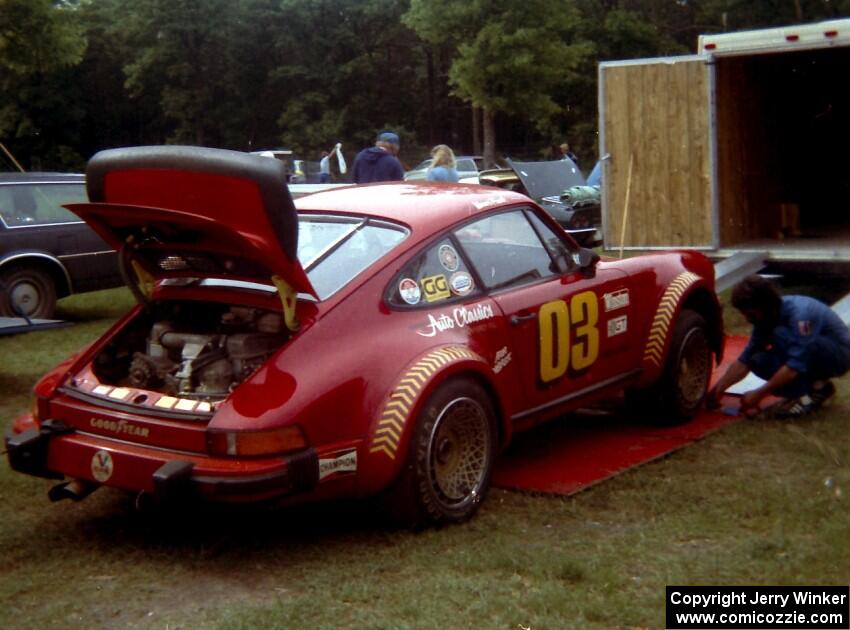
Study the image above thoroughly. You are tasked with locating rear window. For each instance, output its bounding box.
[298,215,408,299]
[0,182,86,227]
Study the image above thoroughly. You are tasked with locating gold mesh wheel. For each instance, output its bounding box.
[427,397,491,507]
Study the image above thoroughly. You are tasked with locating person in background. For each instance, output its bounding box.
[708,275,850,418]
[426,144,460,182]
[559,142,579,168]
[351,131,405,184]
[318,150,333,183]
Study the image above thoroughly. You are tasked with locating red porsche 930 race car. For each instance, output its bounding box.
[5,146,723,525]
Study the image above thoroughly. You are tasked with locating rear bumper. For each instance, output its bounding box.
[5,420,319,503]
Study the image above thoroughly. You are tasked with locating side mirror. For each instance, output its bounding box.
[572,247,600,278]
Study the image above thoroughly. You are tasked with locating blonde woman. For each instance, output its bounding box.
[426,144,460,182]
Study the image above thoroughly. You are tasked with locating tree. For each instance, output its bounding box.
[0,0,87,169]
[405,0,590,167]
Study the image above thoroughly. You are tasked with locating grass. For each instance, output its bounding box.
[1,287,849,629]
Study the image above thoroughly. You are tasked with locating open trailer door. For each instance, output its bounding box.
[599,55,716,251]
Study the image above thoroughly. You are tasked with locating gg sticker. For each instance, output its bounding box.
[421,274,451,302]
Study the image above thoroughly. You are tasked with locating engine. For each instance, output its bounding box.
[124,306,286,399]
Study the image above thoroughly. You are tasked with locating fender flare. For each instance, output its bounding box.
[0,251,73,296]
[362,345,496,491]
[638,271,710,386]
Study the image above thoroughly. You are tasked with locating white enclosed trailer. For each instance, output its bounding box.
[598,19,850,263]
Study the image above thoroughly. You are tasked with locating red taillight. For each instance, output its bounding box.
[825,30,838,38]
[704,42,716,50]
[206,425,307,456]
[31,396,49,424]
[786,34,799,42]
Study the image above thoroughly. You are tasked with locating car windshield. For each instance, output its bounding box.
[298,214,408,299]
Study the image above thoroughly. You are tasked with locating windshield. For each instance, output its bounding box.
[298,215,408,299]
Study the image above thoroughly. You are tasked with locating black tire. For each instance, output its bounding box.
[0,267,57,319]
[387,378,497,527]
[632,309,712,425]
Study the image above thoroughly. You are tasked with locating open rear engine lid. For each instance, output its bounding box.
[67,146,316,297]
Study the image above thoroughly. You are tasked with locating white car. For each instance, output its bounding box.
[404,155,485,181]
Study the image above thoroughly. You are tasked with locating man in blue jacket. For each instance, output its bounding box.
[352,131,405,184]
[709,275,850,418]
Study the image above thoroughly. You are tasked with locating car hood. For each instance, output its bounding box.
[505,157,585,200]
[66,146,316,297]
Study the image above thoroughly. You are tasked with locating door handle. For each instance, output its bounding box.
[510,313,537,326]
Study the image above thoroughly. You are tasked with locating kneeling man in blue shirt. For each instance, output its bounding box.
[710,275,850,418]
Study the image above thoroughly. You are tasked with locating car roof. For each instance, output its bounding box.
[295,182,530,233]
[0,172,84,184]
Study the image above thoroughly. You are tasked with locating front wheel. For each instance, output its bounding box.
[631,309,712,425]
[387,378,497,527]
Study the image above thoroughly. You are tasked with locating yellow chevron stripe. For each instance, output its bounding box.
[370,346,480,459]
[642,272,700,367]
[369,443,396,459]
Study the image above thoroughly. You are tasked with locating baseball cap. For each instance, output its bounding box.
[377,131,400,145]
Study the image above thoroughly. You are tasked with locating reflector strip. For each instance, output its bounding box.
[175,399,197,411]
[155,396,178,409]
[108,387,131,400]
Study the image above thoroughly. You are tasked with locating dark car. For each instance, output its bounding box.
[477,158,602,247]
[0,173,122,318]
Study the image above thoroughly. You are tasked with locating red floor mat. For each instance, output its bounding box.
[491,335,748,495]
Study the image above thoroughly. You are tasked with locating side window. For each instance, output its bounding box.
[455,209,557,291]
[0,183,85,227]
[388,237,479,307]
[526,210,576,272]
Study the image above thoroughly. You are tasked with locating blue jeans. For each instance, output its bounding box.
[746,337,850,398]
[319,173,331,183]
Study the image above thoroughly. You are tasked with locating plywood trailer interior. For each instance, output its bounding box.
[715,46,850,248]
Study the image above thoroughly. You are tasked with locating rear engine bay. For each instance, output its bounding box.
[87,301,288,402]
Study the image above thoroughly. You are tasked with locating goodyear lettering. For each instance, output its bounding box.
[90,417,150,438]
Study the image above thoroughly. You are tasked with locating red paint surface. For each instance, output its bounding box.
[492,336,749,495]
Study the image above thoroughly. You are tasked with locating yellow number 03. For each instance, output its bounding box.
[538,290,600,383]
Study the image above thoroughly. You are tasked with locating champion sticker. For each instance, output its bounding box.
[318,449,358,481]
[603,289,630,311]
[399,278,421,305]
[90,449,114,482]
[449,271,474,296]
[438,244,460,272]
[607,315,628,337]
[421,274,451,302]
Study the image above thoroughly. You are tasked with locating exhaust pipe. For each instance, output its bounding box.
[48,479,98,502]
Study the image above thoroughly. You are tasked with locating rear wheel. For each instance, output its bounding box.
[387,378,496,527]
[632,309,712,425]
[0,267,57,319]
